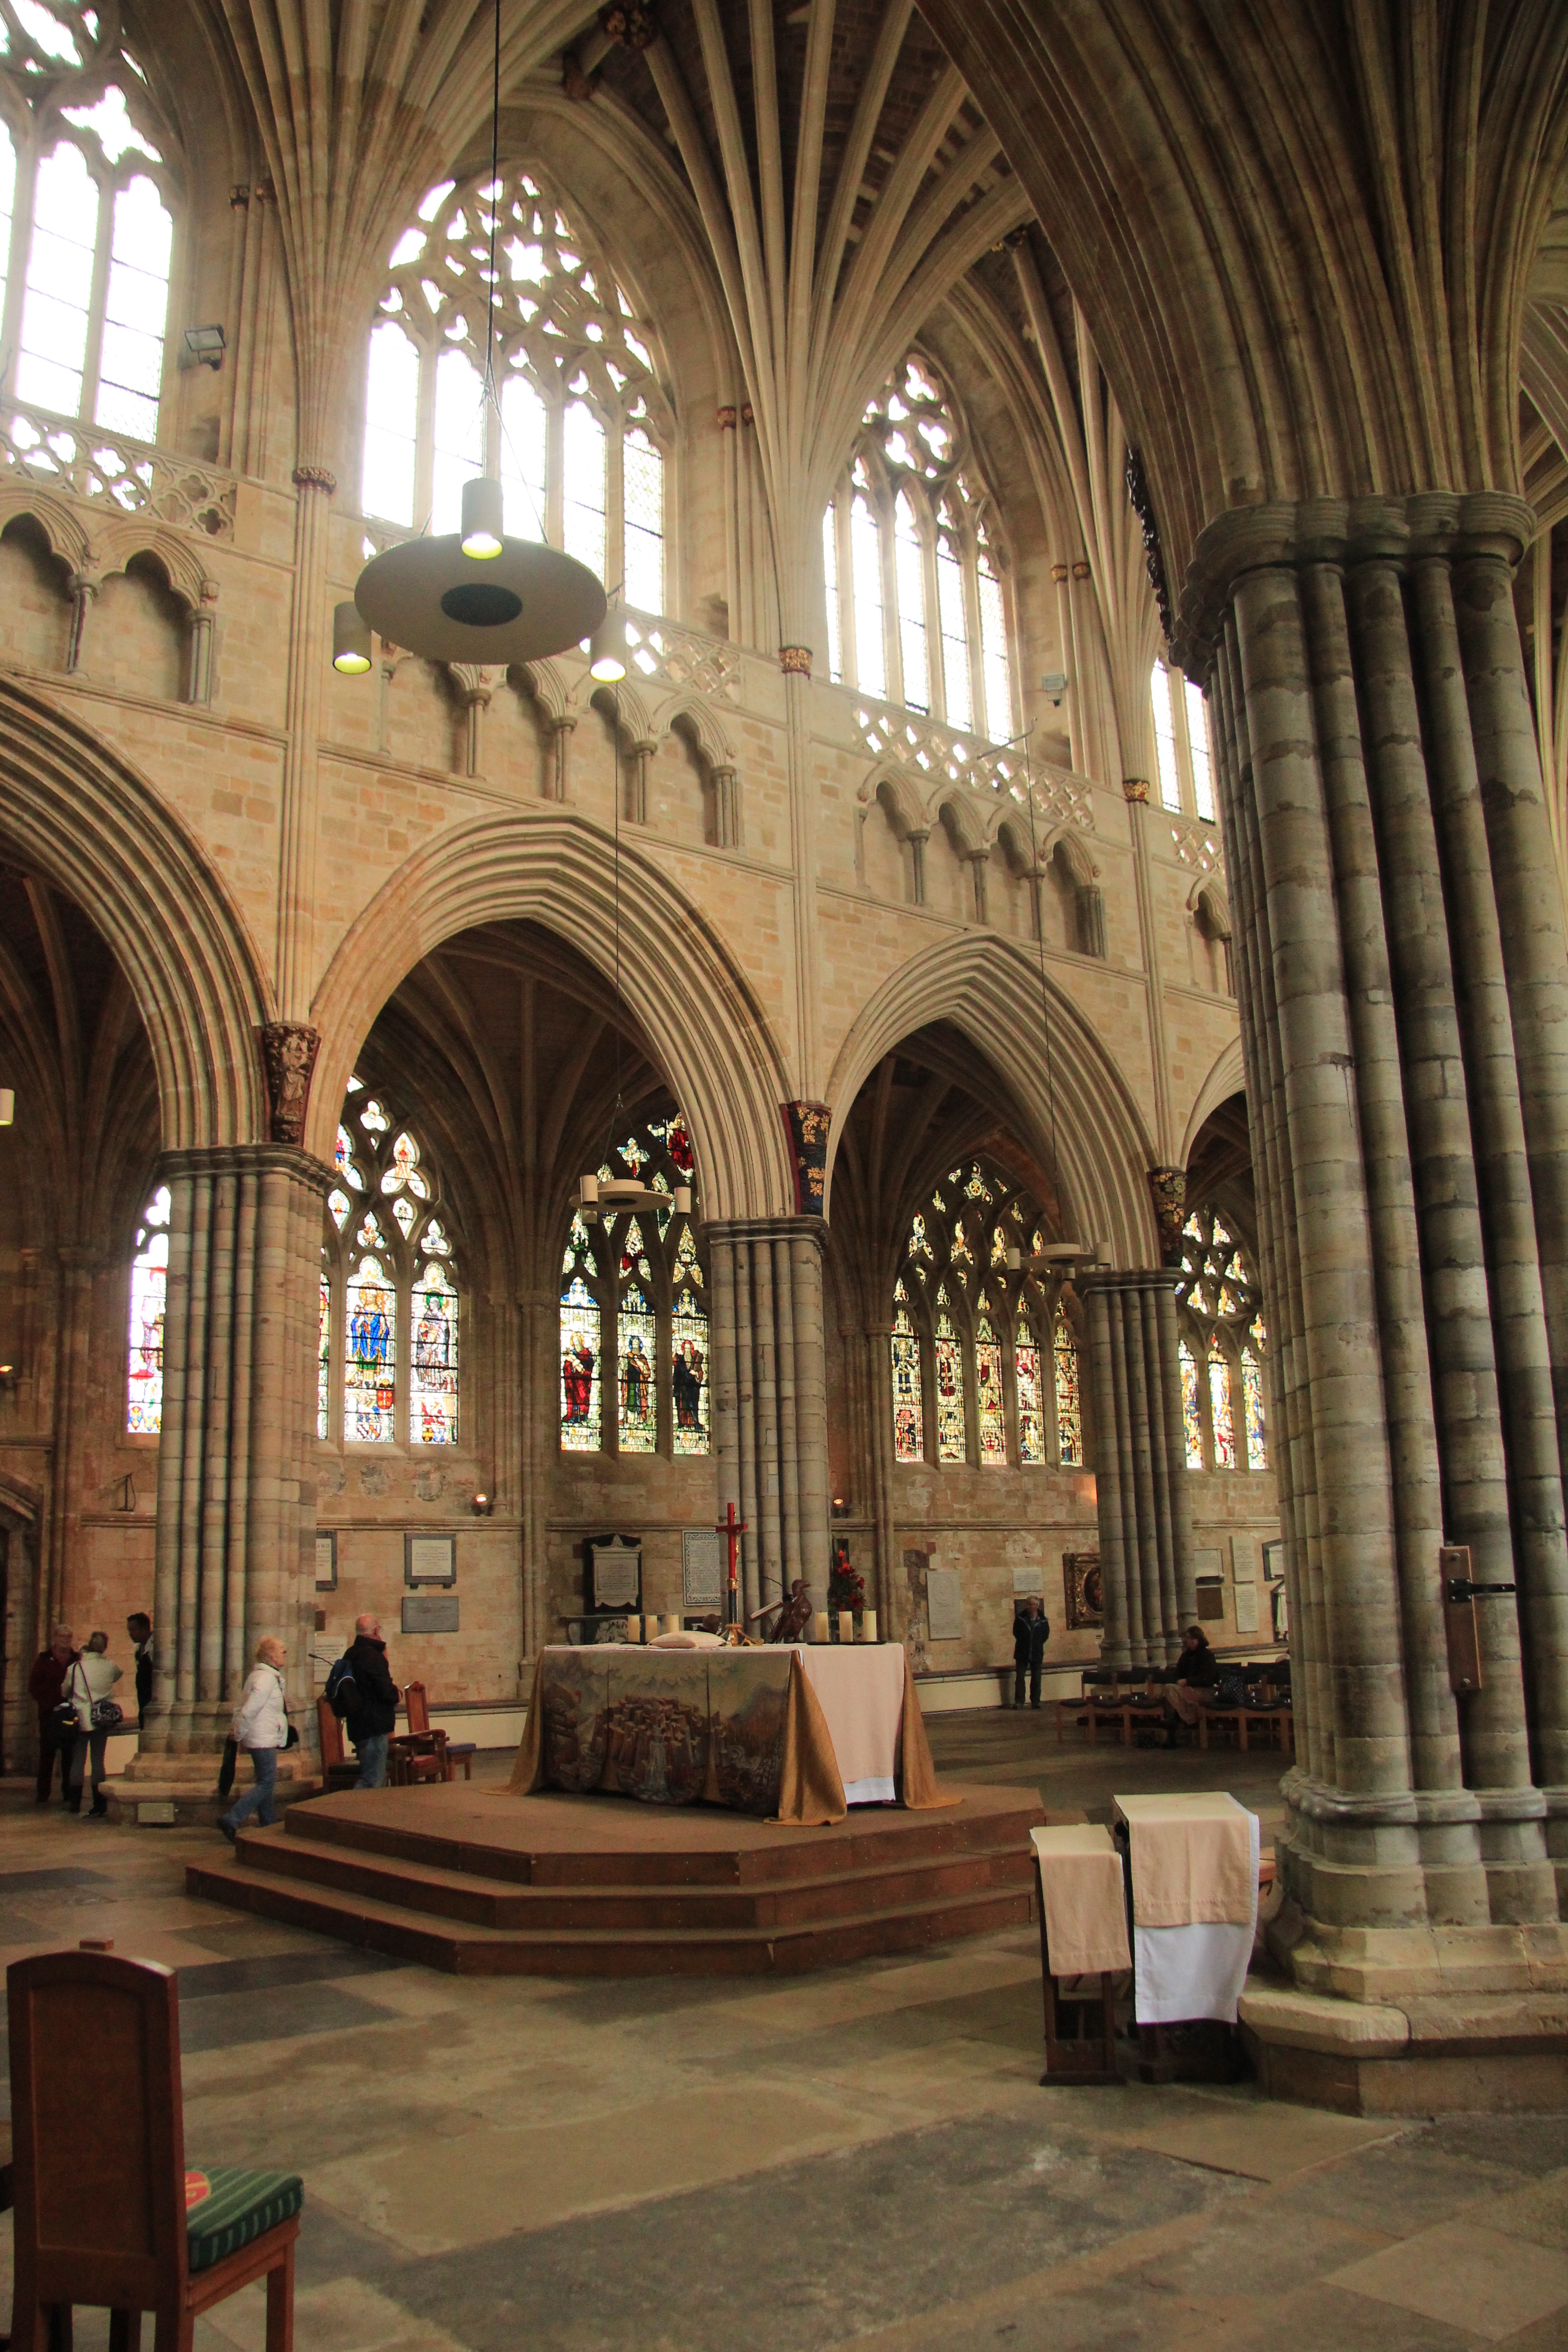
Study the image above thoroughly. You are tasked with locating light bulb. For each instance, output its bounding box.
[460,475,505,559]
[332,601,372,674]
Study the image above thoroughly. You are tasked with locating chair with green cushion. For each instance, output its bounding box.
[7,1946,301,2350]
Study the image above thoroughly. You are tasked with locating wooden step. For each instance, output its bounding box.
[184,1851,1034,1977]
[233,1821,1033,1931]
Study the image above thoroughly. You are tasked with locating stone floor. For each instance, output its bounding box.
[1,1709,1564,2350]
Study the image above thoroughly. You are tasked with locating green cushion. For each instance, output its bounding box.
[184,2164,303,2272]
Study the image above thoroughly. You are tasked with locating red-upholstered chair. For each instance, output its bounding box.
[388,1681,453,1786]
[7,1946,300,2349]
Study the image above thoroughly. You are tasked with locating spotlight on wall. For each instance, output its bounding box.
[471,1491,495,1518]
[332,602,372,675]
[831,1494,851,1520]
[1039,671,1069,708]
[0,1363,18,1392]
[182,323,226,369]
[0,1086,13,1125]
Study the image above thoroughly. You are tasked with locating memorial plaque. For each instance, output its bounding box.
[402,1593,459,1634]
[405,1533,456,1586]
[1232,1580,1259,1633]
[314,1530,337,1591]
[926,1566,964,1643]
[682,1531,725,1612]
[590,1536,641,1610]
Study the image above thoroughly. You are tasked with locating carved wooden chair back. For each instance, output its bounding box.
[317,1695,347,1768]
[404,1681,432,1735]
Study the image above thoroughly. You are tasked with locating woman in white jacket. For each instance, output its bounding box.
[66,1631,123,1818]
[217,1637,290,1841]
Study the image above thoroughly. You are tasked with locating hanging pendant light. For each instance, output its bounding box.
[336,0,607,672]
[332,601,372,673]
[588,604,628,681]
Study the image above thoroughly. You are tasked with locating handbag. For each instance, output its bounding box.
[89,1696,124,1731]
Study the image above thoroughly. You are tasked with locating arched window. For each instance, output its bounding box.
[559,1115,708,1456]
[1150,658,1217,823]
[824,354,1013,737]
[891,1281,924,1461]
[363,167,668,612]
[1053,1309,1083,1465]
[933,1286,966,1462]
[323,1088,462,1447]
[1185,678,1216,822]
[890,1160,1079,1471]
[126,1182,171,1433]
[1176,1205,1269,1470]
[975,1298,1006,1465]
[2,16,177,446]
[1151,660,1181,811]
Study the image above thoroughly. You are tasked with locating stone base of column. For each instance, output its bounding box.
[105,1746,320,1826]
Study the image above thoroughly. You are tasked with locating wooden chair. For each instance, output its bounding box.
[388,1682,473,1786]
[7,1947,300,2350]
[314,1696,361,1793]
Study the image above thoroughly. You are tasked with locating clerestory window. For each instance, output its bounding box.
[363,165,669,612]
[824,354,1014,740]
[0,6,177,447]
[1150,657,1217,823]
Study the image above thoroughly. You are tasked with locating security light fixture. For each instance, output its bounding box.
[1040,671,1069,706]
[183,323,226,368]
[332,602,372,674]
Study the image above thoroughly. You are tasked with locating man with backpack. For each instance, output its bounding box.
[1012,1595,1050,1709]
[333,1612,400,1788]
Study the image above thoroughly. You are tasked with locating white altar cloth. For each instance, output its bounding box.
[1114,1792,1260,2024]
[787,1643,907,1803]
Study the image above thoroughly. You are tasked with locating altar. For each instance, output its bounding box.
[510,1642,953,1825]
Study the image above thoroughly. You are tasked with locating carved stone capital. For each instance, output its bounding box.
[291,463,337,495]
[779,644,812,677]
[598,2,659,49]
[1146,1166,1187,1264]
[1122,777,1150,804]
[259,1023,321,1147]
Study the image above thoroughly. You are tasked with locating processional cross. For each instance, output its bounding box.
[715,1499,747,1628]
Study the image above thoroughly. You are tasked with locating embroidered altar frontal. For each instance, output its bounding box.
[512,1647,849,1823]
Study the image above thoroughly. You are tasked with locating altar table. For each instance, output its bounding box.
[510,1643,952,1825]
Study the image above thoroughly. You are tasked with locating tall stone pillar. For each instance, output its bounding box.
[1192,495,1568,1962]
[707,1220,829,1621]
[124,1145,326,1798]
[1081,1270,1195,1668]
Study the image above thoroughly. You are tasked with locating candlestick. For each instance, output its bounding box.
[625,1615,641,1644]
[665,1613,681,1637]
[861,1607,877,1643]
[838,1610,852,1645]
[813,1612,830,1646]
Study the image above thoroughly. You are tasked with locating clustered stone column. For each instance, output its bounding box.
[708,1220,830,1622]
[1191,493,1568,1944]
[126,1144,326,1787]
[1082,1269,1195,1668]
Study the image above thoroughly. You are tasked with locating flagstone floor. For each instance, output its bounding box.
[1,1709,1564,2350]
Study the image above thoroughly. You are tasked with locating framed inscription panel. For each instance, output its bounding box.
[682,1531,725,1612]
[314,1530,338,1592]
[405,1533,456,1587]
[926,1566,964,1643]
[589,1535,641,1612]
[402,1593,459,1634]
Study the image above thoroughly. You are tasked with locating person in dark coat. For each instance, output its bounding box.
[1167,1624,1219,1731]
[343,1613,401,1788]
[127,1612,155,1726]
[1012,1597,1049,1708]
[29,1624,79,1803]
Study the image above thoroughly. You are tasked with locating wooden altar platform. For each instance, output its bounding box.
[185,1780,1046,1976]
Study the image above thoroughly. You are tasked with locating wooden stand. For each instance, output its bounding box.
[1034,1857,1120,2086]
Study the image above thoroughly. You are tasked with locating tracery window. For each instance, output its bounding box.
[1150,658,1217,823]
[890,1160,1086,1469]
[364,165,669,611]
[824,354,1014,740]
[1175,1203,1269,1471]
[558,1115,708,1457]
[0,9,176,447]
[322,1088,461,1447]
[126,1182,170,1435]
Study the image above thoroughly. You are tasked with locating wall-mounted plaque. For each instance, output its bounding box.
[405,1533,456,1587]
[314,1530,337,1592]
[588,1535,641,1611]
[926,1566,964,1643]
[682,1531,725,1612]
[402,1593,459,1634]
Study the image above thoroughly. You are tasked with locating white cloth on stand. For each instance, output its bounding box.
[789,1644,906,1803]
[1130,1810,1260,2023]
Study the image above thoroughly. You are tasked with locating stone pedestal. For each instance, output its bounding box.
[1081,1269,1195,1667]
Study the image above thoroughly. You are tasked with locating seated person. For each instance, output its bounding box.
[1166,1624,1218,1729]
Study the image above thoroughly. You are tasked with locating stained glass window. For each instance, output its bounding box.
[560,1272,601,1450]
[1209,1340,1236,1468]
[617,1284,657,1452]
[1152,660,1181,811]
[126,1183,171,1435]
[345,1256,396,1442]
[1053,1310,1082,1466]
[1242,1346,1267,1470]
[672,1288,708,1455]
[891,1283,924,1461]
[1016,1321,1045,1465]
[411,1260,459,1444]
[934,1289,966,1462]
[317,1268,332,1441]
[975,1310,1006,1465]
[1180,1341,1204,1468]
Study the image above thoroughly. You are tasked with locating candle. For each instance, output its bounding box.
[861,1607,877,1644]
[813,1612,830,1645]
[625,1615,641,1643]
[838,1611,852,1645]
[665,1613,682,1637]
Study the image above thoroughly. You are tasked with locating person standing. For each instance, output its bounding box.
[29,1624,78,1804]
[65,1631,124,1817]
[217,1637,290,1841]
[343,1612,400,1788]
[126,1612,155,1725]
[1012,1596,1050,1709]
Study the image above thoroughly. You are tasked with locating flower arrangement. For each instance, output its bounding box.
[828,1541,864,1616]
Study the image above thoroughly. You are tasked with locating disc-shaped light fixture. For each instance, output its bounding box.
[353,517,606,666]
